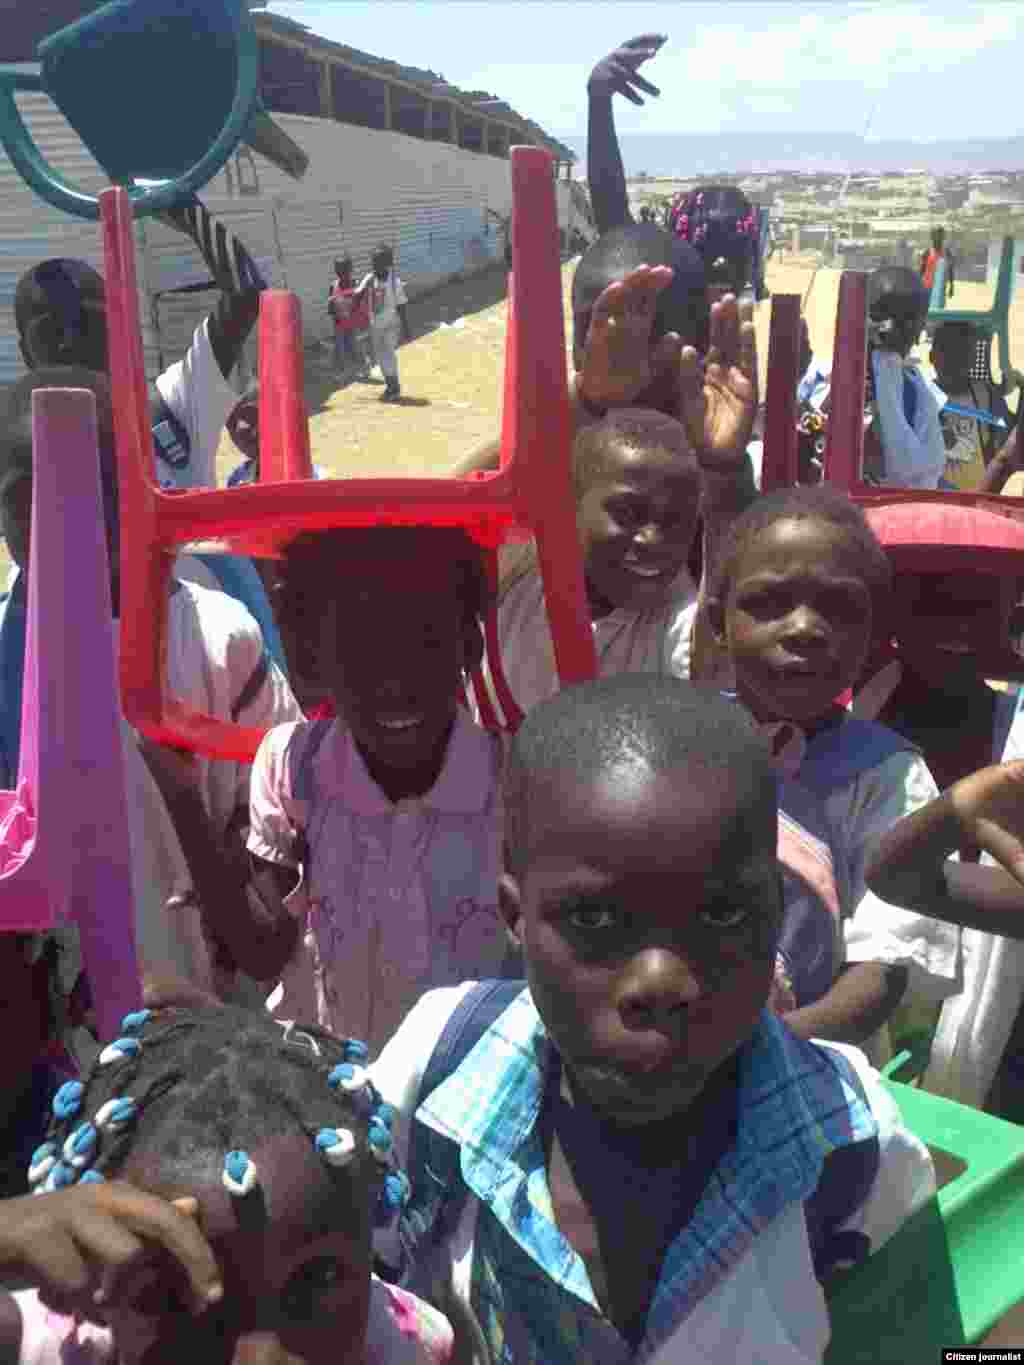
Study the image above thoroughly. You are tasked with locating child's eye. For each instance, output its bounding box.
[567,905,619,932]
[699,903,750,930]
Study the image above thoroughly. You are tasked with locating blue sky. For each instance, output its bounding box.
[264,2,1024,142]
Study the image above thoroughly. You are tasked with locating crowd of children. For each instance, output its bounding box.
[5,28,1024,1365]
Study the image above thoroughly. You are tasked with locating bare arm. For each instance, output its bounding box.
[784,962,909,1046]
[586,37,665,235]
[865,773,1024,939]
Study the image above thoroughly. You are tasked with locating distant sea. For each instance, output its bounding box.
[559,132,1024,176]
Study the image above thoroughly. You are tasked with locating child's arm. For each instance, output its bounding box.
[137,738,300,984]
[0,1186,221,1315]
[865,760,1024,937]
[586,36,665,235]
[783,962,909,1046]
[159,199,262,384]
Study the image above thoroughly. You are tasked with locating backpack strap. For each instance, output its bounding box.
[798,717,918,801]
[150,393,193,490]
[803,1058,881,1281]
[280,717,334,865]
[401,981,524,1269]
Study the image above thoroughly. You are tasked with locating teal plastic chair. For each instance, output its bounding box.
[0,0,305,219]
[928,236,1015,381]
[824,1073,1024,1363]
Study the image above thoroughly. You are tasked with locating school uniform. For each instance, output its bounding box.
[370,984,935,1365]
[249,708,506,1054]
[358,271,408,386]
[925,694,1024,1107]
[9,1278,454,1364]
[870,351,947,490]
[151,316,241,492]
[492,567,702,719]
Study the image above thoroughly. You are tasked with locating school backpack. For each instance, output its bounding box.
[399,981,881,1291]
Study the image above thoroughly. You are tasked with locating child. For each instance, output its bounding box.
[494,408,709,715]
[0,1003,454,1363]
[920,225,954,303]
[370,677,934,1363]
[667,185,761,305]
[863,266,947,490]
[329,256,370,378]
[174,526,507,1054]
[931,320,1015,491]
[706,486,961,1054]
[0,368,300,998]
[356,246,411,403]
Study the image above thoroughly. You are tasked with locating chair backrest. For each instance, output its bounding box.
[991,235,1016,324]
[822,268,1024,683]
[824,1077,1024,1359]
[0,388,140,1043]
[0,0,268,219]
[112,147,598,761]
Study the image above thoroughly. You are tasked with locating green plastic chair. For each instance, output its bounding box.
[928,236,1015,382]
[0,0,305,219]
[824,1073,1024,1363]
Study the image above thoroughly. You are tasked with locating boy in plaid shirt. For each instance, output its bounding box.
[371,677,933,1364]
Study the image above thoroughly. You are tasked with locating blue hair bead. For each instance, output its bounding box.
[120,1010,151,1035]
[79,1170,105,1186]
[222,1150,258,1198]
[63,1123,98,1170]
[367,1117,392,1162]
[328,1062,368,1094]
[341,1039,369,1065]
[27,1142,58,1186]
[380,1170,410,1213]
[43,1162,78,1193]
[374,1102,396,1131]
[314,1128,357,1168]
[52,1081,84,1121]
[98,1037,142,1066]
[94,1097,137,1132]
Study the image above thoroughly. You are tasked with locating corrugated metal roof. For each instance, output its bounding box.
[251,9,576,164]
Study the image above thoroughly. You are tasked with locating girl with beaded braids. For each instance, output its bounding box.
[0,1004,455,1365]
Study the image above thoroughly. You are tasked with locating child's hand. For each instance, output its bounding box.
[577,264,679,407]
[0,1185,222,1318]
[949,761,1024,885]
[587,35,666,103]
[679,294,758,470]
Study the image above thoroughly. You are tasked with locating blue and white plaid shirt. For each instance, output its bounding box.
[414,988,879,1363]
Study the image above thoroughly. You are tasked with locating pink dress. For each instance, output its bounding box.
[12,1278,452,1363]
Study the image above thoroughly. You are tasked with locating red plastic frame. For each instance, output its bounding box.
[112,148,597,760]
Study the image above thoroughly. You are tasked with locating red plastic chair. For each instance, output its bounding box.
[0,388,140,1042]
[760,292,802,492]
[820,270,1024,683]
[111,147,598,761]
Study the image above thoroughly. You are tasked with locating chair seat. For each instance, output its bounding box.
[825,1079,1024,1361]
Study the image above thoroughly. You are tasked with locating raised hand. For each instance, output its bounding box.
[0,1184,222,1318]
[577,264,679,407]
[949,761,1024,886]
[678,294,758,470]
[588,34,667,104]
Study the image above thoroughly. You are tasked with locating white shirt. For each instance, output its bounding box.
[153,316,239,489]
[358,272,408,330]
[870,351,947,490]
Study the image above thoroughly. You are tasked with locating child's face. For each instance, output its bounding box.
[226,395,259,462]
[19,288,108,375]
[717,518,873,727]
[372,253,392,279]
[110,1132,373,1365]
[931,332,971,387]
[577,435,700,615]
[501,760,780,1127]
[320,553,473,779]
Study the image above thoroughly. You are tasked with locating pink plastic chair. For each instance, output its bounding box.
[0,388,141,1042]
[111,147,598,760]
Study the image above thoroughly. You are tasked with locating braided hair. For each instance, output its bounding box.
[667,186,758,292]
[29,1005,408,1228]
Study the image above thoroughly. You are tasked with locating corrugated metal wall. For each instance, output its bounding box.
[0,103,579,389]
